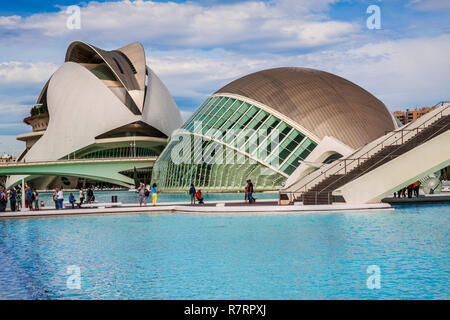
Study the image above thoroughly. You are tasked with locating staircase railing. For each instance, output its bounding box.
[316,112,450,194]
[301,190,332,205]
[284,102,450,200]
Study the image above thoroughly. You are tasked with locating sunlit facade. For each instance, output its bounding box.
[154,67,398,192]
[7,41,182,189]
[154,94,319,191]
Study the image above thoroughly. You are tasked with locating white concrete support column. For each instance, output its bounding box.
[21,178,25,211]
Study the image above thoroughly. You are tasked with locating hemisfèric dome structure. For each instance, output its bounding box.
[154,67,398,192]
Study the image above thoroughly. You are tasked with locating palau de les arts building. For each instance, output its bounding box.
[9,41,400,192]
[7,41,182,189]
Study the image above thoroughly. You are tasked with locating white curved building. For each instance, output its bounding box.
[153,67,399,192]
[8,41,182,189]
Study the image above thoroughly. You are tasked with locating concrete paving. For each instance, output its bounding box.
[0,199,393,220]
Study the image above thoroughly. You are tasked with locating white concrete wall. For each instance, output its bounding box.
[282,104,450,198]
[142,67,183,137]
[283,136,354,191]
[7,62,140,187]
[25,62,139,162]
[339,130,450,204]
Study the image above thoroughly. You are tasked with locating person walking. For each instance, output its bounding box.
[16,190,22,211]
[0,187,6,212]
[28,188,35,211]
[247,180,254,204]
[244,186,248,203]
[407,184,414,199]
[138,182,147,206]
[33,189,39,211]
[400,187,406,198]
[79,188,85,206]
[189,184,196,205]
[57,188,64,209]
[9,188,17,212]
[53,189,59,209]
[26,186,33,210]
[86,187,94,203]
[414,180,421,197]
[151,183,158,206]
[24,186,29,209]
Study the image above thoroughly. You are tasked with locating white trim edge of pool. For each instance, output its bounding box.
[0,202,393,219]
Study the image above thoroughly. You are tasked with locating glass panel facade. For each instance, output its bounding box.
[153,95,318,191]
[61,147,158,159]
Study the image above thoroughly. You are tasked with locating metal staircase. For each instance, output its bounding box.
[283,102,450,205]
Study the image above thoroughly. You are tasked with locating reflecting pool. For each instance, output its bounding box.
[0,204,448,299]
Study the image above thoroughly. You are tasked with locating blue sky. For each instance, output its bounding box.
[0,0,449,155]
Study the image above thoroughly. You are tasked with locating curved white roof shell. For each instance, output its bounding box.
[7,41,183,187]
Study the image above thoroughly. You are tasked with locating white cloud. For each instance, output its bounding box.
[408,0,450,11]
[0,0,357,50]
[0,103,31,116]
[332,34,450,108]
[147,51,296,98]
[0,15,21,26]
[148,34,450,110]
[0,62,58,84]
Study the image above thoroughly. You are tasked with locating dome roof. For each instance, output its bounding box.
[216,67,396,149]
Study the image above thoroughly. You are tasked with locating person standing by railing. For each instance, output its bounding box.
[247,179,254,204]
[244,185,249,203]
[27,187,34,211]
[0,186,6,212]
[25,186,31,209]
[189,184,196,205]
[137,182,147,207]
[57,188,64,209]
[407,184,414,198]
[53,189,59,209]
[79,188,85,206]
[86,187,94,203]
[151,183,158,206]
[33,189,39,211]
[414,180,421,197]
[9,188,17,212]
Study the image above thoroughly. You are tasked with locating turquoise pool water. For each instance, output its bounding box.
[32,190,277,207]
[0,204,448,299]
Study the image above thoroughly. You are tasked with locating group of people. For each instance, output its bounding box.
[395,180,422,198]
[244,179,255,204]
[138,183,159,206]
[188,180,255,205]
[52,187,95,210]
[0,186,19,212]
[188,184,204,204]
[0,179,261,211]
[25,186,40,211]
